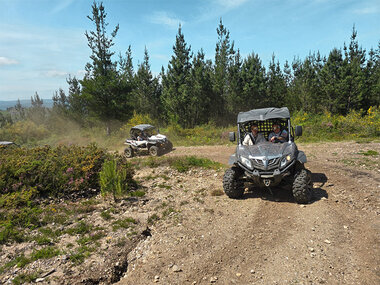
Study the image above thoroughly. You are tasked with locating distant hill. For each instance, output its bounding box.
[0,99,53,110]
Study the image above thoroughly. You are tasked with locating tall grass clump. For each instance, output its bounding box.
[99,159,133,201]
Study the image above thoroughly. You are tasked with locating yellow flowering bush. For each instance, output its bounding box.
[292,107,380,141]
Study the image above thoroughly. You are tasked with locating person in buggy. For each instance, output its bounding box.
[268,122,288,143]
[243,123,266,145]
[137,131,147,141]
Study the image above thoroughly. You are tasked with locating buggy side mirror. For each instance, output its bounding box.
[295,125,303,137]
[229,132,236,142]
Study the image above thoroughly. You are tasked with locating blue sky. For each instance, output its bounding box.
[0,0,379,101]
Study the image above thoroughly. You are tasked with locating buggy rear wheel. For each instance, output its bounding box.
[124,146,134,158]
[149,145,159,156]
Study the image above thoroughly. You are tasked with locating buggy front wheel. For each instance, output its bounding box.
[124,146,134,158]
[223,167,245,199]
[292,168,313,204]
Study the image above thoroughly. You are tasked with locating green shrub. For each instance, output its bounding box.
[31,246,60,260]
[147,214,160,225]
[99,159,127,201]
[12,272,39,285]
[358,150,378,156]
[100,210,112,220]
[0,120,49,144]
[112,217,137,231]
[0,222,25,244]
[65,221,92,236]
[128,190,145,197]
[0,188,38,209]
[0,144,107,199]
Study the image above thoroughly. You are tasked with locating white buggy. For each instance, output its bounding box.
[124,124,173,157]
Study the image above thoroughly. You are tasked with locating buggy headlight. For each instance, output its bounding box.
[280,155,292,168]
[240,156,252,169]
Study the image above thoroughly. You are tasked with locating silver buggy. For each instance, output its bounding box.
[224,107,313,204]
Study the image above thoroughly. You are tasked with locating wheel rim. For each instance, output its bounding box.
[125,148,132,157]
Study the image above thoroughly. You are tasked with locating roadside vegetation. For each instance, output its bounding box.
[1,106,379,149]
[0,142,224,283]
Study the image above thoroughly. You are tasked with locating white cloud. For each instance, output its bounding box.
[0,56,18,66]
[215,0,249,9]
[148,11,185,29]
[353,6,379,15]
[153,54,170,61]
[195,0,249,23]
[51,0,75,14]
[75,70,86,78]
[43,70,68,78]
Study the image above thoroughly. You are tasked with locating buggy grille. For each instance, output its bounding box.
[251,157,280,170]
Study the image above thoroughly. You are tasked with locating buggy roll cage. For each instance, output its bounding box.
[237,119,293,145]
[236,107,293,145]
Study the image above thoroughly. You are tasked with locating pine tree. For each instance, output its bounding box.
[161,25,193,127]
[134,47,162,120]
[212,19,235,123]
[266,54,287,107]
[118,45,134,85]
[66,75,88,122]
[14,99,25,120]
[28,92,46,124]
[31,92,43,108]
[226,49,243,119]
[240,52,267,110]
[341,26,366,113]
[52,88,68,114]
[189,49,213,126]
[320,48,344,113]
[364,43,380,109]
[80,1,132,135]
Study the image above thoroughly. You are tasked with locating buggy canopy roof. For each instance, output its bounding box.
[130,124,155,131]
[237,107,290,123]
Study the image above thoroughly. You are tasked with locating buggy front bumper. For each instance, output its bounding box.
[238,160,295,187]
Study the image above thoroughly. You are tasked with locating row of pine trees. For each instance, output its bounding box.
[23,2,380,132]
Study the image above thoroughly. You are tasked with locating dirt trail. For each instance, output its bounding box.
[117,142,379,285]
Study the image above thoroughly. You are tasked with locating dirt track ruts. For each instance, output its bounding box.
[117,142,379,284]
